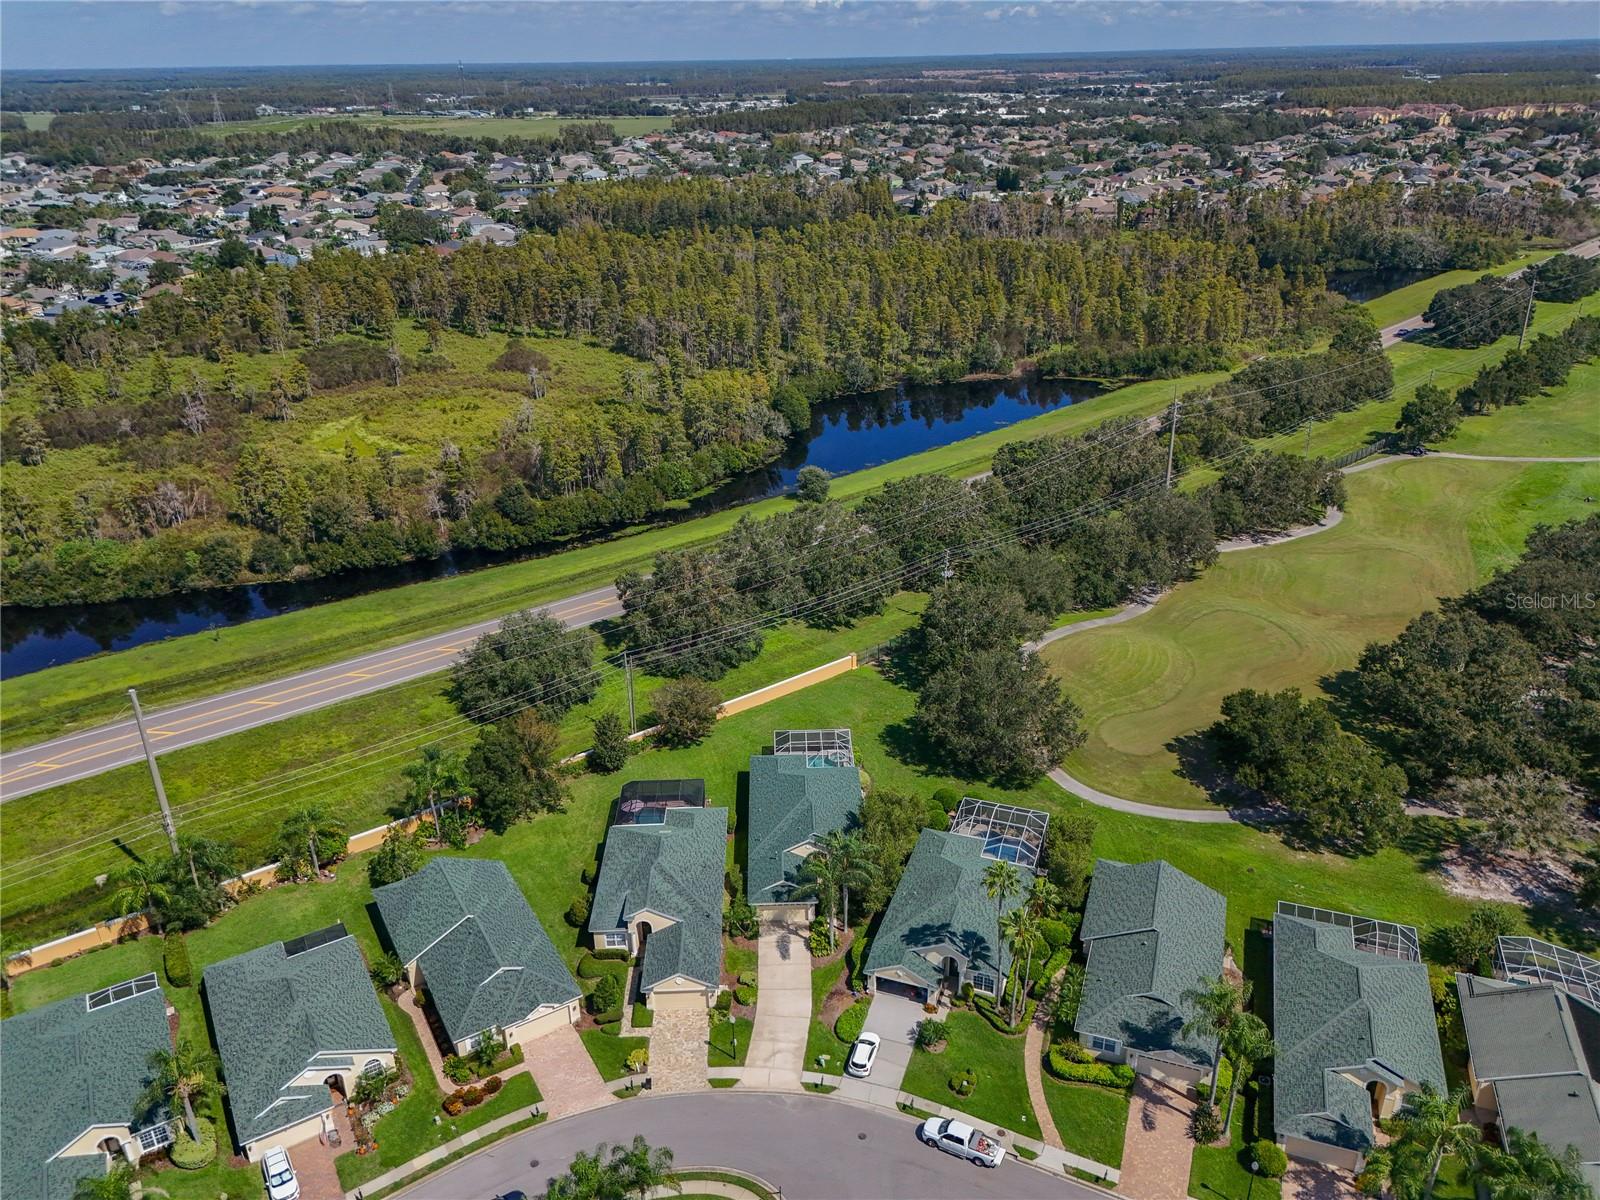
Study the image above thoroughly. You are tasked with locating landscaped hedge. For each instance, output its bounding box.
[1254,1139,1289,1178]
[1046,1042,1135,1090]
[163,932,193,989]
[1031,948,1072,1000]
[846,931,873,990]
[578,953,628,980]
[591,947,630,961]
[170,1118,217,1170]
[834,998,871,1044]
[1039,916,1079,950]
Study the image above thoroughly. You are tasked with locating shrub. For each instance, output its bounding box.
[460,1086,484,1107]
[807,920,832,956]
[948,1068,977,1098]
[1039,916,1078,950]
[482,1075,503,1096]
[915,1018,949,1049]
[592,947,630,962]
[714,989,735,1012]
[795,465,831,504]
[368,825,425,888]
[932,787,963,814]
[1254,1139,1289,1178]
[651,678,720,747]
[588,711,630,774]
[163,932,193,988]
[737,970,757,987]
[734,984,757,1006]
[1188,1100,1223,1145]
[580,863,597,886]
[442,1092,465,1116]
[1195,1054,1234,1105]
[923,796,951,832]
[169,1118,217,1170]
[369,951,405,990]
[442,1055,473,1084]
[1045,1043,1135,1089]
[626,1047,650,1074]
[834,998,871,1043]
[724,897,758,940]
[847,931,873,989]
[565,894,591,928]
[577,954,610,979]
[590,972,622,1015]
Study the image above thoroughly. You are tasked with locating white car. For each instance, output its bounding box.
[919,1116,1006,1167]
[261,1146,300,1200]
[845,1031,881,1077]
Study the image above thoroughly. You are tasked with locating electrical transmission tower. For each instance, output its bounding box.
[211,93,225,124]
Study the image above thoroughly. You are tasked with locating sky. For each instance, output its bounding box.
[1,1,1594,72]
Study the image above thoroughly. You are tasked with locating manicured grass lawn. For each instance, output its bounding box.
[1360,248,1556,329]
[901,1010,1040,1137]
[1041,1079,1130,1169]
[1187,1085,1281,1200]
[579,1028,650,1081]
[725,938,758,983]
[708,1015,755,1066]
[1,594,925,942]
[1437,359,1600,457]
[1045,455,1600,809]
[806,958,853,1074]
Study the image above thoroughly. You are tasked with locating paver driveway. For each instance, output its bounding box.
[742,913,811,1089]
[650,1008,710,1093]
[1117,1077,1196,1200]
[517,1024,612,1119]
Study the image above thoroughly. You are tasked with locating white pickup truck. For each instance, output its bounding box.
[918,1117,1006,1167]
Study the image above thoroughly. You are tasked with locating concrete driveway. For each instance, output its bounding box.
[837,990,925,1105]
[742,911,811,1089]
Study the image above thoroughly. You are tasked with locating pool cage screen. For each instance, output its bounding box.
[772,728,855,767]
[1496,936,1600,1008]
[950,798,1049,871]
[617,778,706,824]
[1275,901,1421,962]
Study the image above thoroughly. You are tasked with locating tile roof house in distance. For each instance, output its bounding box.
[2,974,174,1200]
[745,729,864,919]
[1272,903,1445,1171]
[588,781,727,1012]
[1076,859,1227,1087]
[373,857,581,1054]
[202,922,395,1160]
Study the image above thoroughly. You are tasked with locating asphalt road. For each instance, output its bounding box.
[399,1092,1099,1200]
[0,585,621,800]
[1378,235,1600,347]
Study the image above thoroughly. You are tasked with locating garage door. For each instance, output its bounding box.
[873,978,927,1003]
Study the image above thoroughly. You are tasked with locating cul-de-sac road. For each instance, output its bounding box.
[0,585,622,800]
[397,1092,1101,1200]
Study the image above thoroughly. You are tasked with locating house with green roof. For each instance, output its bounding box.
[2,975,173,1200]
[745,734,863,918]
[1272,906,1445,1171]
[1458,970,1600,1191]
[203,923,396,1160]
[864,826,1024,1005]
[373,857,581,1054]
[1076,859,1226,1087]
[587,786,727,1012]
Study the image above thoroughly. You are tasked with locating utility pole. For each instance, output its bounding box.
[128,688,179,854]
[1305,418,1313,455]
[1164,392,1182,490]
[1518,278,1537,350]
[624,652,637,734]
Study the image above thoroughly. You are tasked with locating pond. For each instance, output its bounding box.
[1,373,1105,678]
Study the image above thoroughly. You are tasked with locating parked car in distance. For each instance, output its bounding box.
[491,1192,529,1200]
[846,1031,881,1077]
[261,1146,300,1200]
[918,1116,1006,1167]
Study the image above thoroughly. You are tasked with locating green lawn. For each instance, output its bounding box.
[1360,248,1557,329]
[1436,359,1600,457]
[1045,455,1600,810]
[901,1010,1040,1137]
[579,1027,651,1081]
[1041,1078,1130,1169]
[1187,1084,1281,1200]
[806,958,853,1074]
[0,595,925,942]
[708,1015,754,1067]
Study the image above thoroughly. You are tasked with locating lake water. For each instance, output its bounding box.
[1326,266,1438,304]
[2,373,1104,678]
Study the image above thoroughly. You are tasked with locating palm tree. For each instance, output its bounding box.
[999,906,1042,1025]
[276,805,347,880]
[825,830,878,938]
[983,858,1022,930]
[794,846,846,951]
[107,861,172,932]
[1361,1083,1478,1200]
[1472,1128,1590,1200]
[1027,875,1064,921]
[1180,975,1249,1090]
[172,834,237,891]
[74,1164,135,1200]
[544,1136,679,1200]
[1218,1012,1273,1134]
[403,744,470,831]
[146,1037,221,1143]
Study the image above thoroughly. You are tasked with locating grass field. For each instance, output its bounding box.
[1045,454,1600,810]
[1361,247,1558,329]
[0,595,926,941]
[217,112,675,140]
[1041,1078,1129,1168]
[1436,358,1600,457]
[901,1010,1041,1136]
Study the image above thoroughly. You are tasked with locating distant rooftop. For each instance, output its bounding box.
[949,797,1049,871]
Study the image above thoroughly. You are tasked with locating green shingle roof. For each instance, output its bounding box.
[865,828,1019,987]
[1457,973,1600,1175]
[588,804,727,991]
[203,926,394,1148]
[745,754,863,904]
[1076,859,1226,1068]
[2,982,171,1200]
[373,858,580,1045]
[1273,913,1445,1152]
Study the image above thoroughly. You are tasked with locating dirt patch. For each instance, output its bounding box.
[818,976,857,1030]
[1436,846,1579,907]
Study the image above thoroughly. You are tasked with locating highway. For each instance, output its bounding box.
[0,585,621,800]
[1378,235,1600,347]
[398,1092,1099,1200]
